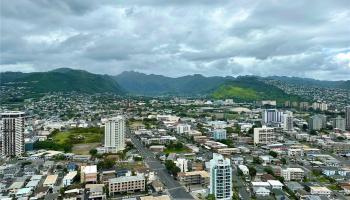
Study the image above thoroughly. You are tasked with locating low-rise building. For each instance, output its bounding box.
[212,129,227,140]
[81,165,97,183]
[267,180,283,190]
[86,184,106,200]
[63,171,77,186]
[177,170,209,186]
[309,186,332,196]
[254,126,277,145]
[43,175,58,188]
[109,175,146,195]
[282,168,304,181]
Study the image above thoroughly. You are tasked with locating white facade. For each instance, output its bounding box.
[332,116,345,130]
[308,114,327,130]
[0,111,25,157]
[238,165,249,175]
[63,171,77,186]
[175,158,188,172]
[312,102,328,111]
[254,126,277,145]
[176,124,191,134]
[210,153,232,200]
[310,186,332,195]
[104,116,125,152]
[262,109,283,124]
[283,111,294,131]
[282,168,304,181]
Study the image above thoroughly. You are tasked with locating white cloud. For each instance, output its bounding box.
[0,0,349,80]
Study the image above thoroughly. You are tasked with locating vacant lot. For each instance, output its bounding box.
[34,127,104,152]
[72,143,100,155]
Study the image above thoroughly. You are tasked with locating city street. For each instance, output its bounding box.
[232,168,250,200]
[127,129,195,200]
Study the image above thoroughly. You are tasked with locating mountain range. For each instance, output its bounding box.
[1,68,349,102]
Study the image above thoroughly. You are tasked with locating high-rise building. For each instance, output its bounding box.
[0,111,25,157]
[283,111,294,132]
[209,153,232,200]
[312,101,328,111]
[254,126,277,145]
[104,116,125,153]
[299,102,309,110]
[262,109,283,124]
[346,106,350,131]
[308,115,327,131]
[332,116,345,131]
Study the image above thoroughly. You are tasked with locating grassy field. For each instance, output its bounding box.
[34,127,104,153]
[52,130,102,145]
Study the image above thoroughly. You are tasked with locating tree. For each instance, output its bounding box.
[252,157,262,164]
[269,151,278,158]
[248,166,257,177]
[165,160,181,176]
[225,127,234,134]
[97,158,115,170]
[309,130,317,135]
[281,157,287,165]
[264,167,274,176]
[302,124,308,131]
[206,194,216,200]
[89,149,98,157]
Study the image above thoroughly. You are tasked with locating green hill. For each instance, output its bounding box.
[0,68,124,94]
[212,77,301,102]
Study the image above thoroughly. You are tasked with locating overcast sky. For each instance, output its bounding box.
[1,0,350,80]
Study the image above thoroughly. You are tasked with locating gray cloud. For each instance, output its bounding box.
[1,0,349,80]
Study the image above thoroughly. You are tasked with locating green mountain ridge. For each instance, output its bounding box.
[114,71,230,95]
[0,68,124,94]
[1,68,348,103]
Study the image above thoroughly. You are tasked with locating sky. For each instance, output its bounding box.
[1,0,350,80]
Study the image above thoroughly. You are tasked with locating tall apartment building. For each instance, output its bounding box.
[262,109,283,124]
[346,106,350,131]
[283,111,294,131]
[253,126,277,145]
[209,153,232,200]
[308,115,327,130]
[109,175,145,195]
[332,116,346,131]
[312,101,328,111]
[105,116,125,153]
[282,168,304,181]
[0,111,25,157]
[299,102,309,110]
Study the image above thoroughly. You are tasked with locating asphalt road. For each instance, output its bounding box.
[127,129,194,200]
[232,168,250,200]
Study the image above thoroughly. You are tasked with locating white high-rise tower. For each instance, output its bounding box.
[346,106,350,131]
[209,153,232,200]
[104,116,125,153]
[0,111,25,157]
